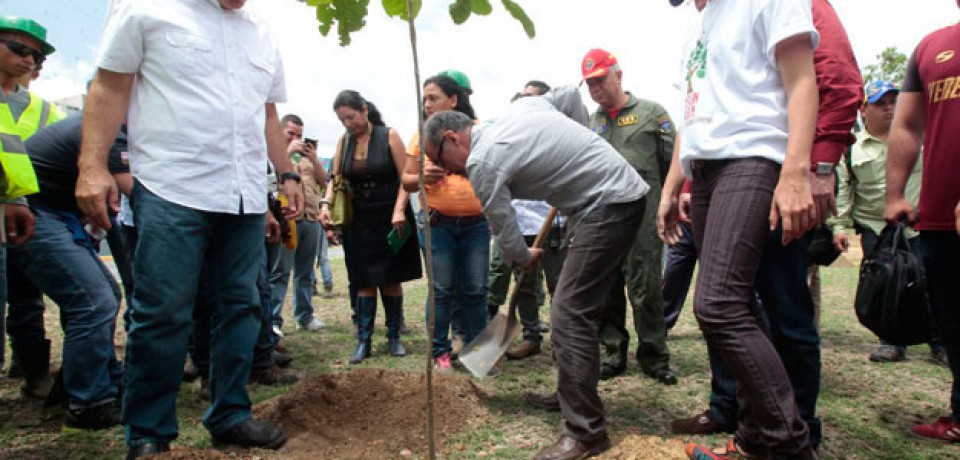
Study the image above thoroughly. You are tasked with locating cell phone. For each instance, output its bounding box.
[386,222,412,255]
[304,138,317,147]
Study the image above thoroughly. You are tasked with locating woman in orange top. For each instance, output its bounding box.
[402,74,488,373]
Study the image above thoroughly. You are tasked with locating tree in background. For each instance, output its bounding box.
[863,46,907,85]
[295,0,534,46]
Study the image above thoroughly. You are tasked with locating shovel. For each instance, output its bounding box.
[459,207,558,378]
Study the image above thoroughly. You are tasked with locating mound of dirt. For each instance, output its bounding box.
[157,368,489,459]
[600,434,688,460]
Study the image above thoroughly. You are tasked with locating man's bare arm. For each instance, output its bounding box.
[77,69,134,229]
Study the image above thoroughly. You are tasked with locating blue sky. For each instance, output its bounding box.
[2,0,107,69]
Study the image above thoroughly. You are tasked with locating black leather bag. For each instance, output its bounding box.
[854,222,933,346]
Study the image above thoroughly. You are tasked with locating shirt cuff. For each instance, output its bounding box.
[811,140,848,166]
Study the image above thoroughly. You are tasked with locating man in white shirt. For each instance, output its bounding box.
[76,1,303,458]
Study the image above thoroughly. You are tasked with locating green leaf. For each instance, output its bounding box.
[382,0,421,19]
[500,0,535,38]
[471,0,492,15]
[449,0,472,25]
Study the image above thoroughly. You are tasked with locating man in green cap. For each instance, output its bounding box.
[581,48,677,385]
[0,15,60,389]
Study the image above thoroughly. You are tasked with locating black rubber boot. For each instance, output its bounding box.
[17,339,54,399]
[383,296,406,357]
[349,296,376,364]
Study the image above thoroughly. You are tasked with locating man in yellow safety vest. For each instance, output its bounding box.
[0,15,59,388]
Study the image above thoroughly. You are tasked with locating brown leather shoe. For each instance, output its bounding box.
[506,340,541,360]
[533,434,611,460]
[670,409,732,435]
[249,366,299,386]
[525,391,561,412]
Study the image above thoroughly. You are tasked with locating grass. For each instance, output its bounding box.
[1,250,959,459]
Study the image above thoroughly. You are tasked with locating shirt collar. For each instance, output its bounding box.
[856,129,884,145]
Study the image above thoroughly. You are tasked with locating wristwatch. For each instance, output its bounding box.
[811,162,834,176]
[279,171,302,184]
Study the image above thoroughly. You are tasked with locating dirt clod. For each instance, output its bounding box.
[157,369,488,459]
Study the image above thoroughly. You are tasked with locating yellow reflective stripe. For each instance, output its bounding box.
[38,100,51,130]
[0,133,26,154]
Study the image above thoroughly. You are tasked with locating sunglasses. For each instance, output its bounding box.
[1,39,45,67]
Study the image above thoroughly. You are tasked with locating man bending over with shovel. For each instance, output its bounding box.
[421,86,649,460]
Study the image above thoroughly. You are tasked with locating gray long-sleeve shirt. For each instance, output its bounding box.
[466,95,648,267]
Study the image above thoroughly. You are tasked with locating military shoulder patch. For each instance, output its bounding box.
[658,115,673,134]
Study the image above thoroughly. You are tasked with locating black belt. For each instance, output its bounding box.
[429,211,485,227]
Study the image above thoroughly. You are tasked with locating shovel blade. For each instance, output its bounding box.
[458,312,522,379]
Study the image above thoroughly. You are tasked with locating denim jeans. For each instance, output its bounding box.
[124,181,263,446]
[317,227,333,287]
[426,214,490,357]
[708,227,822,447]
[192,243,275,374]
[914,231,960,422]
[5,261,45,344]
[7,207,122,408]
[661,221,696,330]
[0,245,5,372]
[269,219,320,327]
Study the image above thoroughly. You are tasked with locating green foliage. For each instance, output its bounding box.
[296,0,533,46]
[863,46,908,85]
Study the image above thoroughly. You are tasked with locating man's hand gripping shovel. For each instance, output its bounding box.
[458,208,558,378]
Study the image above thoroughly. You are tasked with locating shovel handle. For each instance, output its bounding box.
[506,207,558,319]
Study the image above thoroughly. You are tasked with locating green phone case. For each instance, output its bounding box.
[386,222,412,255]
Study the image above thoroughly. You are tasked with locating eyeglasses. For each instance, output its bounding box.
[1,39,45,67]
[434,136,447,168]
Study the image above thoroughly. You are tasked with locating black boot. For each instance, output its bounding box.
[383,295,406,357]
[349,296,376,364]
[16,339,54,399]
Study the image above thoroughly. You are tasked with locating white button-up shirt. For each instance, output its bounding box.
[96,0,286,214]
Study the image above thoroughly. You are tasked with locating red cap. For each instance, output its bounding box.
[581,48,618,80]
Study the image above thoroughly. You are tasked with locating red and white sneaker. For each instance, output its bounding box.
[910,416,960,442]
[434,353,454,375]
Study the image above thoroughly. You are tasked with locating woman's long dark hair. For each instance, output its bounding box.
[423,75,477,120]
[333,89,386,127]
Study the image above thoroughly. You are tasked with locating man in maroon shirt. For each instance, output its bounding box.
[885,5,960,441]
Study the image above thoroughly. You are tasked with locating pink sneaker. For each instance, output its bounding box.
[910,416,960,442]
[434,353,454,375]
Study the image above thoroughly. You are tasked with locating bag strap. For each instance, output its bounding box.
[844,145,856,185]
[332,135,346,176]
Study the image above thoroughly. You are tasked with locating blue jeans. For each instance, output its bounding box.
[7,207,122,408]
[124,181,263,446]
[191,243,276,374]
[316,227,333,287]
[914,231,960,422]
[426,214,490,357]
[0,244,5,372]
[661,221,696,330]
[707,227,821,447]
[268,219,320,327]
[5,260,45,343]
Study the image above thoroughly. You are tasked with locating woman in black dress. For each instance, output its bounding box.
[320,90,422,364]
